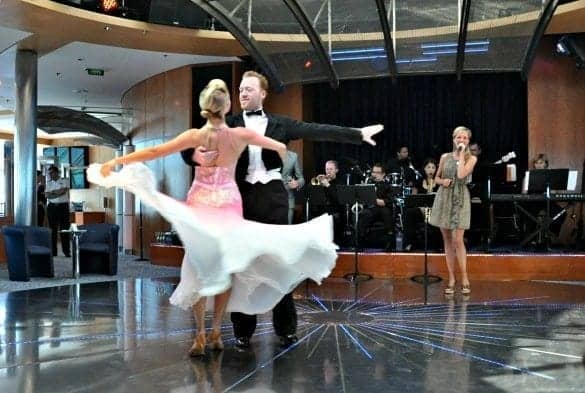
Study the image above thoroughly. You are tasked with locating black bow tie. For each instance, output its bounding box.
[245,110,263,117]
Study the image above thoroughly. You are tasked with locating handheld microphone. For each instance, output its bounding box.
[457,143,465,152]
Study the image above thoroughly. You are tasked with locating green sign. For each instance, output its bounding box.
[86,68,104,76]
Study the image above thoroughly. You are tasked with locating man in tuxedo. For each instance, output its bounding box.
[183,70,382,349]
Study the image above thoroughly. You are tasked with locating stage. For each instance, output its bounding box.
[0,275,584,392]
[334,250,585,281]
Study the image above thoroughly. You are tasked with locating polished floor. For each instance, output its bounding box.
[0,277,584,392]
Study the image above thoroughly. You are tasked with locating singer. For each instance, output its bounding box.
[429,126,477,295]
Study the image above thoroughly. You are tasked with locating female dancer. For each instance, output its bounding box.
[90,79,337,355]
[429,126,477,295]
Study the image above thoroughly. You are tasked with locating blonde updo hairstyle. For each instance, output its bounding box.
[452,126,472,164]
[199,79,230,120]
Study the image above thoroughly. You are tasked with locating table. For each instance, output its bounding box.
[60,228,87,278]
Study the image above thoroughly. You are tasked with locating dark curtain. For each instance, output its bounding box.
[310,73,527,177]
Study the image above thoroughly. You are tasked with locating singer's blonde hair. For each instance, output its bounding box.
[199,79,230,120]
[452,126,472,163]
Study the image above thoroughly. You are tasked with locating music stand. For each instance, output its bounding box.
[405,194,441,288]
[524,169,569,248]
[305,185,327,222]
[337,184,377,282]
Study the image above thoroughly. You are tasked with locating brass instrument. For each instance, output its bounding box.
[311,174,332,186]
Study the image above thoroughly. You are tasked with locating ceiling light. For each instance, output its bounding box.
[104,25,111,31]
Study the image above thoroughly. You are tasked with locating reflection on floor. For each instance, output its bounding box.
[0,278,584,392]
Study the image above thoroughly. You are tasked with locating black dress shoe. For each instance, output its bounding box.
[279,334,298,348]
[235,336,250,348]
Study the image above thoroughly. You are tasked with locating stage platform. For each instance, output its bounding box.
[334,250,585,281]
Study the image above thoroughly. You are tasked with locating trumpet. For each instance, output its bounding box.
[311,174,332,186]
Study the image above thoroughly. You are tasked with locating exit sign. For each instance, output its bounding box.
[86,68,104,76]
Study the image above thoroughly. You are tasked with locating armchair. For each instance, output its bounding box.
[78,224,119,275]
[2,225,54,281]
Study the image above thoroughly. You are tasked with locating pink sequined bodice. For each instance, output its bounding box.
[185,163,242,216]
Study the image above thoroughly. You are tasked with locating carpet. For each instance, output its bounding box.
[0,254,180,293]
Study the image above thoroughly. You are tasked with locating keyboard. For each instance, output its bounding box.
[489,193,585,202]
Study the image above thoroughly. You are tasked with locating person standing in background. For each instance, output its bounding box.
[37,170,46,226]
[281,150,305,224]
[45,165,70,257]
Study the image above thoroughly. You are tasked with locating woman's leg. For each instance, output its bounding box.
[440,228,456,287]
[209,289,231,350]
[453,229,470,288]
[190,297,207,356]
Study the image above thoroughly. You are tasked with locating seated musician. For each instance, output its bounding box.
[358,163,394,250]
[386,145,419,187]
[403,158,439,250]
[522,154,567,242]
[310,160,344,243]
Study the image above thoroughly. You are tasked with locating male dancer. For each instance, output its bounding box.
[183,71,382,348]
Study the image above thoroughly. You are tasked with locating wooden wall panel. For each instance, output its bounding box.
[528,37,585,242]
[121,66,193,257]
[528,37,585,175]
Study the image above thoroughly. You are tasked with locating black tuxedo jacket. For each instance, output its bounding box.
[181,112,363,185]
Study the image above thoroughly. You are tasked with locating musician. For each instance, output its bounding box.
[311,160,343,243]
[386,145,419,186]
[523,153,566,243]
[403,159,439,251]
[358,163,394,249]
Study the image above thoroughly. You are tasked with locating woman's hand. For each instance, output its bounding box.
[277,144,287,163]
[442,178,453,188]
[100,161,115,177]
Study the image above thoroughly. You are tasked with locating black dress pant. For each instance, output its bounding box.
[47,202,70,256]
[231,180,298,338]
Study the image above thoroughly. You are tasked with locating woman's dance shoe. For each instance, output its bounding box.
[444,285,455,295]
[208,331,224,351]
[189,333,206,357]
[461,284,471,295]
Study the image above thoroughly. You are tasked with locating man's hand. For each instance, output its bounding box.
[360,124,384,146]
[376,198,385,207]
[193,146,218,167]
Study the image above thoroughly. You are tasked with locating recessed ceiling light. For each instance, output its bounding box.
[104,25,111,31]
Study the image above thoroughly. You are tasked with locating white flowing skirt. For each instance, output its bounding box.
[87,163,338,314]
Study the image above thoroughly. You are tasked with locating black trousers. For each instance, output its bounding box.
[231,180,298,338]
[358,206,393,237]
[47,202,70,256]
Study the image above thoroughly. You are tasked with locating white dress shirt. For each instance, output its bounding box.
[243,110,282,184]
[45,178,70,204]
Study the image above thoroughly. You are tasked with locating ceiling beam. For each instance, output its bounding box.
[282,0,339,89]
[455,0,472,81]
[521,0,560,80]
[191,0,284,91]
[374,0,397,82]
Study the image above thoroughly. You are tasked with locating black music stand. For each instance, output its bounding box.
[305,186,327,222]
[406,194,441,287]
[337,184,377,282]
[523,169,569,248]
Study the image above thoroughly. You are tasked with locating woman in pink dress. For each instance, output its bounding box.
[88,79,337,356]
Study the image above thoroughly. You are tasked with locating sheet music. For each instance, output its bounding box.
[523,169,578,193]
[522,171,529,193]
[567,170,578,191]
